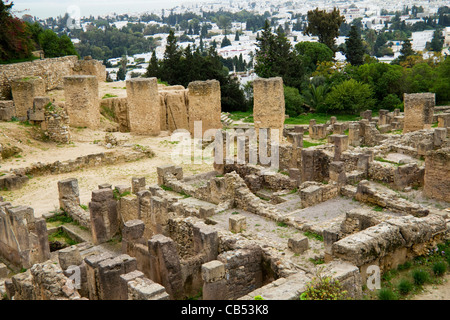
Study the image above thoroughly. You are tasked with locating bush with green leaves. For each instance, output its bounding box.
[377,288,398,300]
[412,269,430,286]
[284,86,304,117]
[323,79,375,114]
[432,261,447,277]
[397,279,413,295]
[300,272,349,300]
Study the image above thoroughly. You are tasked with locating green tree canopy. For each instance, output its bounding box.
[324,79,375,114]
[295,41,334,73]
[303,8,345,51]
[345,25,365,66]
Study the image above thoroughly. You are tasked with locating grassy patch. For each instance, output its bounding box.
[285,113,359,125]
[48,229,78,246]
[228,111,253,121]
[374,157,405,166]
[303,140,325,148]
[46,211,73,225]
[102,93,118,99]
[304,231,324,242]
[160,185,173,192]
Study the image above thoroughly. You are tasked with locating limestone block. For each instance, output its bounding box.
[0,100,15,121]
[11,76,45,118]
[122,219,145,241]
[288,235,309,254]
[127,277,170,300]
[126,78,160,135]
[438,113,450,129]
[300,185,323,208]
[229,215,247,233]
[131,177,146,194]
[201,260,226,283]
[253,77,285,142]
[403,93,435,133]
[188,79,221,136]
[58,245,82,270]
[424,148,450,202]
[0,262,8,278]
[64,75,99,129]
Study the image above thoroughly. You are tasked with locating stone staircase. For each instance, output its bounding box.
[221,112,233,126]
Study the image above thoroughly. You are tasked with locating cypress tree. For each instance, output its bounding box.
[345,25,365,66]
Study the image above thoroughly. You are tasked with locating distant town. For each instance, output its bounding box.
[16,0,450,84]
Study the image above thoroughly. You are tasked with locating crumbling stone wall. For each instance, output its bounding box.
[0,204,50,268]
[100,97,129,132]
[72,57,106,82]
[0,56,78,100]
[41,103,71,143]
[424,147,450,202]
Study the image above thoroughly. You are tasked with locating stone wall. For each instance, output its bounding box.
[10,76,46,119]
[0,204,50,269]
[0,56,79,100]
[424,147,450,202]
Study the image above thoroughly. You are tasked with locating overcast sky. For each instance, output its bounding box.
[11,0,190,19]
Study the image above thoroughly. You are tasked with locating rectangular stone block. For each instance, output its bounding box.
[229,215,247,233]
[11,77,45,118]
[127,78,160,135]
[403,93,435,133]
[288,235,309,254]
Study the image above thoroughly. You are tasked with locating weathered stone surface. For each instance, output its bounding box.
[188,80,221,136]
[11,76,45,119]
[403,93,435,133]
[64,75,99,129]
[288,235,309,254]
[424,148,450,202]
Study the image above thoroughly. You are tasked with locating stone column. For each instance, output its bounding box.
[11,76,45,119]
[64,75,99,129]
[97,254,137,300]
[332,135,349,161]
[378,109,389,126]
[253,77,285,143]
[348,123,360,147]
[57,178,80,212]
[187,79,222,136]
[202,260,227,300]
[89,189,119,244]
[309,119,316,136]
[403,93,435,133]
[0,100,15,121]
[126,77,160,135]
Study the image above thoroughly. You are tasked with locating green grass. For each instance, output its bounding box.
[228,111,253,121]
[304,231,324,242]
[102,93,118,99]
[48,229,78,246]
[303,140,325,148]
[46,211,74,224]
[284,113,360,125]
[160,185,173,192]
[374,157,405,166]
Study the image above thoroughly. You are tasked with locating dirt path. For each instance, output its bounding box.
[412,274,450,300]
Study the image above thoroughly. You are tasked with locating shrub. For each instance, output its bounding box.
[397,261,412,271]
[432,261,447,277]
[300,272,349,300]
[412,269,430,286]
[284,86,304,117]
[397,279,413,295]
[377,288,398,300]
[324,79,375,114]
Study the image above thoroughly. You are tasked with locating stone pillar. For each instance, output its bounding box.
[148,234,183,300]
[288,234,309,254]
[438,113,450,130]
[403,93,435,133]
[131,177,146,194]
[309,119,316,136]
[378,109,389,126]
[348,123,360,147]
[188,79,222,136]
[253,77,285,142]
[434,128,447,147]
[89,189,119,244]
[329,161,347,185]
[311,124,327,140]
[84,252,113,300]
[64,75,99,129]
[126,78,160,135]
[127,276,170,300]
[229,215,246,233]
[333,135,349,161]
[28,96,50,123]
[0,100,15,121]
[202,260,227,300]
[360,110,372,121]
[58,178,80,212]
[97,254,137,300]
[11,76,45,119]
[424,148,450,202]
[288,132,303,148]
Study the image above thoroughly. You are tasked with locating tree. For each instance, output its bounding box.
[399,39,415,62]
[221,36,231,48]
[295,41,334,73]
[428,29,444,52]
[145,50,159,78]
[38,29,78,58]
[345,25,365,66]
[234,30,240,41]
[254,20,304,88]
[303,8,345,51]
[0,1,35,61]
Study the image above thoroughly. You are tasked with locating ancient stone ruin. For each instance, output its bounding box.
[0,69,449,302]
